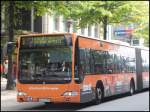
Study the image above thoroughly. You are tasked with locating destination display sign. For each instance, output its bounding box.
[20,35,72,48]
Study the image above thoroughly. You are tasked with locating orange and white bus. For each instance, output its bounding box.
[16,33,149,104]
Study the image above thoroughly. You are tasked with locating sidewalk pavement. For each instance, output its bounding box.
[1,77,17,101]
[1,77,16,92]
[1,77,7,91]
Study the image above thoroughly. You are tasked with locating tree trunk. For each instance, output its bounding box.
[103,16,108,40]
[6,1,15,90]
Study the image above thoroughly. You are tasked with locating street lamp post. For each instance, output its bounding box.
[66,18,73,33]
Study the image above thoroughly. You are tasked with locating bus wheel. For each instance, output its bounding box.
[94,86,103,104]
[130,80,135,96]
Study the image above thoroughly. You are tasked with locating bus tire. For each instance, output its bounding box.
[129,79,135,96]
[93,84,104,105]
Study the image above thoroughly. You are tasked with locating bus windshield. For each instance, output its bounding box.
[19,47,72,84]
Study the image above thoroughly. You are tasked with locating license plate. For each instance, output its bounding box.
[39,99,50,102]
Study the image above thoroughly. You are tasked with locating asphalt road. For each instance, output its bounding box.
[1,88,149,111]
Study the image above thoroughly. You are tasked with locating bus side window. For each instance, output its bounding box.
[74,66,79,79]
[85,49,90,74]
[90,49,95,74]
[75,48,85,83]
[74,65,84,83]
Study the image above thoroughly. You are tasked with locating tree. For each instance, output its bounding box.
[60,1,129,39]
[61,1,149,43]
[128,1,149,47]
[6,1,15,90]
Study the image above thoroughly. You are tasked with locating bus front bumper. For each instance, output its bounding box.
[17,94,80,103]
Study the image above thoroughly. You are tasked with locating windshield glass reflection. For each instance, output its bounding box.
[19,47,72,84]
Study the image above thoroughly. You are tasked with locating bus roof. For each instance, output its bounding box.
[76,34,149,51]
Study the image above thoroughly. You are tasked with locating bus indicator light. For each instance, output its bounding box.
[17,91,27,96]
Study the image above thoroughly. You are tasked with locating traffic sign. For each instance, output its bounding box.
[114,29,133,36]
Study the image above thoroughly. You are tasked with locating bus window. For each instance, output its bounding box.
[106,52,114,74]
[85,49,91,74]
[93,50,106,74]
[74,47,84,83]
[113,53,120,73]
[90,49,95,74]
[77,48,91,74]
[19,47,72,84]
[141,50,149,72]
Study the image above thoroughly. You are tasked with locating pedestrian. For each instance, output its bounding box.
[1,63,4,77]
[3,59,8,79]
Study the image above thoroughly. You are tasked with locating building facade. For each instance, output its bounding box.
[1,7,144,46]
[8,8,101,39]
[39,13,100,39]
[106,24,145,46]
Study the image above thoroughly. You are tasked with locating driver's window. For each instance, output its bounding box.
[75,48,85,83]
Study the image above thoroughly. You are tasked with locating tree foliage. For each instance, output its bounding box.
[59,1,149,45]
[1,1,149,45]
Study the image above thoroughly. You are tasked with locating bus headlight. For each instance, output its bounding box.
[17,91,27,96]
[63,91,78,96]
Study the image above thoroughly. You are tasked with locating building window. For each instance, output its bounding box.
[72,23,76,33]
[88,26,91,36]
[81,28,85,35]
[54,16,59,31]
[34,16,42,33]
[64,20,68,32]
[15,8,31,31]
[94,25,98,37]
